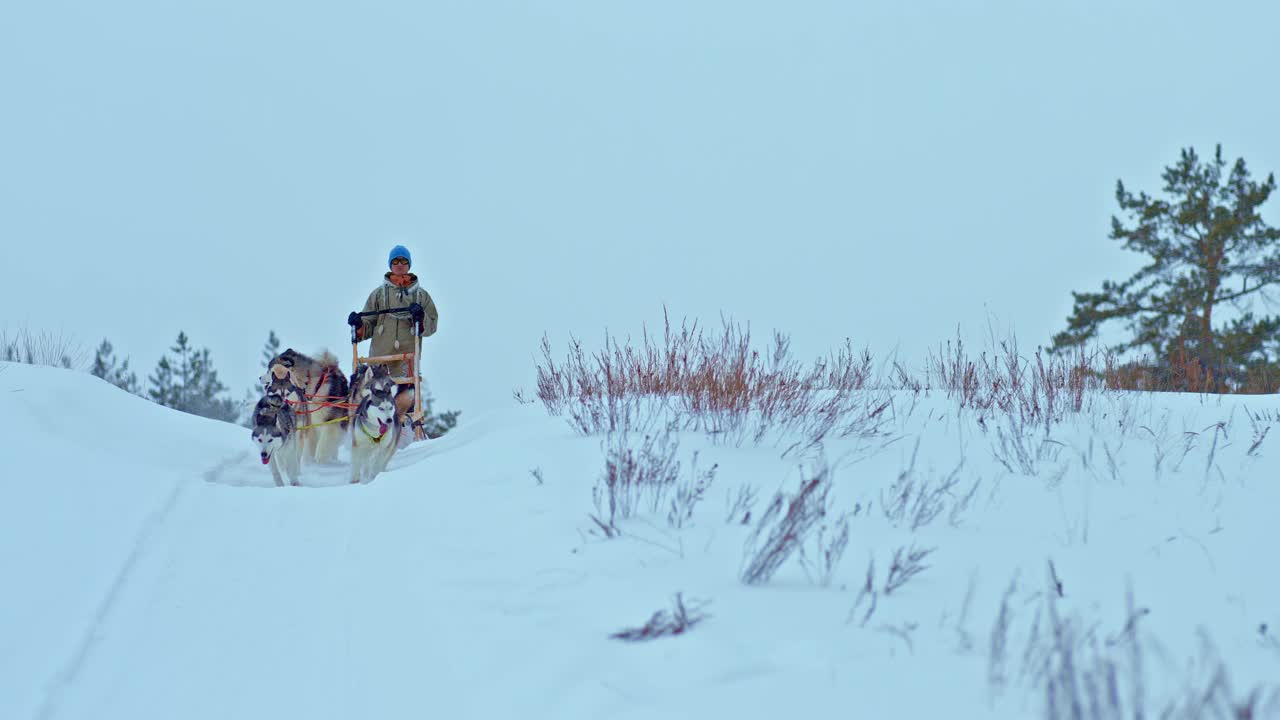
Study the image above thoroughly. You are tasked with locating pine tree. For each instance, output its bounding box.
[260,330,281,368]
[148,331,240,422]
[148,355,179,408]
[417,385,460,439]
[91,339,141,394]
[185,347,239,421]
[1051,145,1280,387]
[240,330,283,427]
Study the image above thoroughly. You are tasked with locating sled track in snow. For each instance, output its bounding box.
[203,431,456,489]
[34,479,190,720]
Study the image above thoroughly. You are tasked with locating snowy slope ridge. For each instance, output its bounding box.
[2,361,1278,719]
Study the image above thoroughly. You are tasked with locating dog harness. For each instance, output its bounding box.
[358,416,388,444]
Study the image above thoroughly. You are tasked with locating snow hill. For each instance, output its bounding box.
[2,361,1278,719]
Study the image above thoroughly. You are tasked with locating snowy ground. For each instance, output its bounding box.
[2,361,1278,719]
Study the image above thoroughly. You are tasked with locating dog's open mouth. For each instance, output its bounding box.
[260,453,271,465]
[378,420,389,436]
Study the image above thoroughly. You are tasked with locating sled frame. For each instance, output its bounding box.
[349,306,428,440]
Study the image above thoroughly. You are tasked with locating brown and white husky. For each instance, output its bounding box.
[263,348,349,464]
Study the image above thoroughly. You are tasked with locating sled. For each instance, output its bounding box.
[347,304,430,440]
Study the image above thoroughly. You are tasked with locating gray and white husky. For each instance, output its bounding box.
[348,364,401,485]
[263,348,349,465]
[250,376,304,487]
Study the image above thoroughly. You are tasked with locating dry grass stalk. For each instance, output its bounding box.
[1,327,88,370]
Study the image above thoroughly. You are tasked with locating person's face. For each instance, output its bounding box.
[390,258,410,276]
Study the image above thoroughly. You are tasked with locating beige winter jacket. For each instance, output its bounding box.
[358,273,439,362]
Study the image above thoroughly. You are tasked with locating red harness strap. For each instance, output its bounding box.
[306,368,349,400]
[285,368,355,415]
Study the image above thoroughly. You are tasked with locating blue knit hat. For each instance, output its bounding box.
[388,245,411,268]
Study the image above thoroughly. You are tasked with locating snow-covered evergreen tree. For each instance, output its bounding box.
[91,339,141,395]
[240,330,282,427]
[148,331,239,422]
[260,330,280,368]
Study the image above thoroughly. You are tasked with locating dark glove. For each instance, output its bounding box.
[408,302,424,335]
[347,311,361,328]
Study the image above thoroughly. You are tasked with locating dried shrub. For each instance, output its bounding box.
[922,325,1276,430]
[991,413,1068,478]
[849,555,879,626]
[740,463,836,585]
[610,593,709,642]
[590,429,681,537]
[989,573,1279,719]
[884,544,933,596]
[880,438,983,528]
[1102,336,1280,395]
[798,512,851,587]
[724,484,758,526]
[537,309,888,448]
[928,332,1097,430]
[589,430,719,536]
[847,543,937,626]
[666,452,717,530]
[989,575,1019,692]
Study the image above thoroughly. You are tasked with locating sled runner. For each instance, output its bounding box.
[347,302,429,441]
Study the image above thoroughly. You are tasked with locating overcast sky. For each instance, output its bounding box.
[3,0,1278,417]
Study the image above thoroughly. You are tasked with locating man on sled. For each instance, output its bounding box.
[348,244,439,440]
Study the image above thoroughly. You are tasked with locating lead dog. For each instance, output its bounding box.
[250,376,304,487]
[263,348,349,464]
[348,364,401,484]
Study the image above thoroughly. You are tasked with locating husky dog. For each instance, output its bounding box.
[263,348,349,464]
[348,364,402,484]
[250,378,303,487]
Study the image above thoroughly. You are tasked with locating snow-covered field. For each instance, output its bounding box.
[3,361,1278,719]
